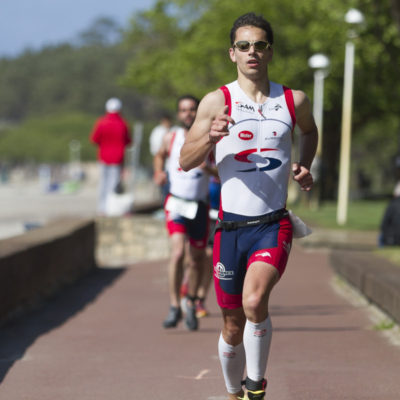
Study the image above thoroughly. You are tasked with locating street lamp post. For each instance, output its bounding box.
[337,8,364,226]
[308,54,330,158]
[308,54,330,207]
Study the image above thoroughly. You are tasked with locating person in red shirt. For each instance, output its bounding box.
[90,98,132,214]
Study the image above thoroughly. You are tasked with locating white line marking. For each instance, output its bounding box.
[195,369,210,380]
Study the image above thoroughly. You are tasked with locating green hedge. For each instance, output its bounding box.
[0,112,101,163]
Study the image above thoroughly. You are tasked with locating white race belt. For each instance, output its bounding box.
[165,196,199,220]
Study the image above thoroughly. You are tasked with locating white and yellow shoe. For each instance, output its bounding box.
[227,391,247,400]
[244,377,267,400]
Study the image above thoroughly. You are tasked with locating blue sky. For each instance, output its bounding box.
[0,0,155,57]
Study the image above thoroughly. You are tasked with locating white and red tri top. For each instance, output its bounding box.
[168,127,209,202]
[216,80,296,217]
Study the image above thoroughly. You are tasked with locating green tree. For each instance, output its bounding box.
[121,1,185,109]
[0,15,168,164]
[121,0,400,198]
[0,113,98,163]
[0,21,148,123]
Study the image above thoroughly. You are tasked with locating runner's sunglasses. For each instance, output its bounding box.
[233,40,271,52]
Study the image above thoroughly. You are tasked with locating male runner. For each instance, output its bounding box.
[154,95,210,331]
[180,13,318,399]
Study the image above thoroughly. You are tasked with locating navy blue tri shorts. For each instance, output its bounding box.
[213,211,293,309]
[164,195,209,249]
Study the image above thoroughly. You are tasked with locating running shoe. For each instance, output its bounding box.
[184,298,198,331]
[227,392,247,400]
[162,306,182,328]
[196,299,209,318]
[246,389,265,399]
[227,387,248,400]
[244,377,267,400]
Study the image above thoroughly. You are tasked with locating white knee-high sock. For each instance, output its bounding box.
[218,333,246,394]
[243,317,272,382]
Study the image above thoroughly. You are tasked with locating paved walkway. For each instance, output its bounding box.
[1,216,400,399]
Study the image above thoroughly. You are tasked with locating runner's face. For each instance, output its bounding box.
[229,26,272,78]
[177,99,197,130]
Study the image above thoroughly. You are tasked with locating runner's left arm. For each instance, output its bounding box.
[292,90,319,191]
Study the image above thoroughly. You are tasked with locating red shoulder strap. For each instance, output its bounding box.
[168,131,177,157]
[283,86,296,130]
[220,85,232,116]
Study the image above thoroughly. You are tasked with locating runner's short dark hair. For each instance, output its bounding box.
[230,12,274,46]
[177,95,200,110]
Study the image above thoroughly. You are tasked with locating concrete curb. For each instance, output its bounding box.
[297,227,378,251]
[131,200,162,214]
[330,249,400,324]
[296,226,400,324]
[0,218,96,324]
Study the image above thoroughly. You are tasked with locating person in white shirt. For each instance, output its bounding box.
[153,95,212,332]
[150,113,173,202]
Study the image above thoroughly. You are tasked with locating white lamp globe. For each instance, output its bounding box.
[308,53,330,70]
[345,8,364,25]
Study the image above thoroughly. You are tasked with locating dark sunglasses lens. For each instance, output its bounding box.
[235,41,269,51]
[254,41,268,51]
[235,41,250,51]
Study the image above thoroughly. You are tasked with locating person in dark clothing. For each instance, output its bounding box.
[380,183,400,246]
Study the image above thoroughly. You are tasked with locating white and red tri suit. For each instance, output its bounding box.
[165,127,209,248]
[168,128,209,202]
[213,80,296,309]
[215,80,295,216]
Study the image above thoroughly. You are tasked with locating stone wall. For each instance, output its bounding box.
[0,218,96,323]
[330,250,400,324]
[95,215,169,267]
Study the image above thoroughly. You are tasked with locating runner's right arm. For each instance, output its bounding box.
[180,90,235,171]
[153,131,172,186]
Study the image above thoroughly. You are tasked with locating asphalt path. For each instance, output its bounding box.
[0,245,400,399]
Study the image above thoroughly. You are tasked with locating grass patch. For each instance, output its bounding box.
[375,247,400,268]
[290,198,400,269]
[373,320,396,331]
[289,199,386,231]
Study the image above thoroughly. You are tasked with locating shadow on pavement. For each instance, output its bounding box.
[0,266,126,383]
[274,326,361,332]
[271,304,353,317]
[271,304,363,332]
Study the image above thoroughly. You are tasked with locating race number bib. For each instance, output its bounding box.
[165,196,199,220]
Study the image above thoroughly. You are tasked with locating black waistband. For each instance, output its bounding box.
[217,209,288,231]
